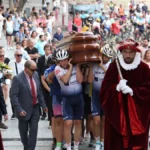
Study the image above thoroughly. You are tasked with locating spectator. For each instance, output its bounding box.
[143,49,150,68]
[47,14,54,35]
[35,35,47,56]
[86,13,94,27]
[13,12,22,36]
[92,18,101,35]
[21,39,28,49]
[51,38,58,50]
[24,29,30,39]
[15,26,25,43]
[111,18,122,35]
[31,6,37,16]
[80,11,87,26]
[10,60,47,150]
[118,4,125,17]
[30,31,39,45]
[100,12,106,23]
[3,8,10,18]
[74,12,82,32]
[41,14,47,28]
[42,0,47,11]
[27,16,34,31]
[93,10,100,20]
[108,1,115,12]
[31,15,38,31]
[37,44,52,120]
[142,2,148,13]
[0,47,10,104]
[53,28,63,41]
[6,15,13,50]
[43,27,51,43]
[16,42,30,60]
[8,50,26,119]
[102,15,111,35]
[0,8,5,39]
[36,22,43,35]
[25,39,40,62]
[140,38,149,59]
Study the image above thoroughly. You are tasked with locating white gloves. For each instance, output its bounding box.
[116,79,133,96]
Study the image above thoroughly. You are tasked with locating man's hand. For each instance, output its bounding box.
[116,79,127,92]
[99,56,103,66]
[19,111,27,117]
[68,58,73,68]
[43,107,48,113]
[4,114,8,121]
[122,85,133,96]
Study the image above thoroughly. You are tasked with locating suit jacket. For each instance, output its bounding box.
[10,71,47,120]
[0,85,7,115]
[37,55,46,76]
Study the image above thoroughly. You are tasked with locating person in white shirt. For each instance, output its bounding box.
[16,42,31,60]
[0,9,5,39]
[8,50,26,76]
[36,22,44,35]
[102,15,112,35]
[92,18,101,35]
[8,50,26,119]
[47,14,54,35]
[6,15,14,50]
[145,11,150,23]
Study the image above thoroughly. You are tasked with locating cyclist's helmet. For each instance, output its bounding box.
[100,44,114,58]
[56,49,69,60]
[52,48,61,60]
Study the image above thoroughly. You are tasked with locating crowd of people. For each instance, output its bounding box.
[70,0,150,42]
[0,0,149,150]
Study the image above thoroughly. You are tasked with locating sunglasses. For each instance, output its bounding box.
[28,68,37,72]
[16,54,23,57]
[0,55,4,57]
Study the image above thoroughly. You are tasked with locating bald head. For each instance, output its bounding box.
[25,60,36,69]
[24,60,37,76]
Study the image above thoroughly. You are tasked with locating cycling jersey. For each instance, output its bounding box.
[92,61,111,92]
[91,61,111,116]
[55,65,82,96]
[44,64,61,96]
[44,64,62,117]
[55,65,84,120]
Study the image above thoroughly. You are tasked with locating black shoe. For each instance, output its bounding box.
[0,122,8,129]
[41,116,46,120]
[11,114,16,120]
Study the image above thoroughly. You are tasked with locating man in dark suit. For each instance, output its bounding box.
[11,60,47,150]
[37,44,52,120]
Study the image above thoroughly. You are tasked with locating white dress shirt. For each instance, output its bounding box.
[8,59,26,76]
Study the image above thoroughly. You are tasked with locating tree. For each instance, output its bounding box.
[9,0,14,10]
[16,0,27,12]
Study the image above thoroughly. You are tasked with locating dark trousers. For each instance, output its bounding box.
[41,89,49,118]
[10,88,15,116]
[18,105,40,150]
[0,110,2,122]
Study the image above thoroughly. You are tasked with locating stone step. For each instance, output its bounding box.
[4,141,52,150]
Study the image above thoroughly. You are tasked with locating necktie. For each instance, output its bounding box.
[30,77,36,105]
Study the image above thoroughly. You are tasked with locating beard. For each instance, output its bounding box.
[124,57,134,64]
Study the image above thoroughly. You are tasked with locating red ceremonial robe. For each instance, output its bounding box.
[100,61,150,150]
[0,132,4,150]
